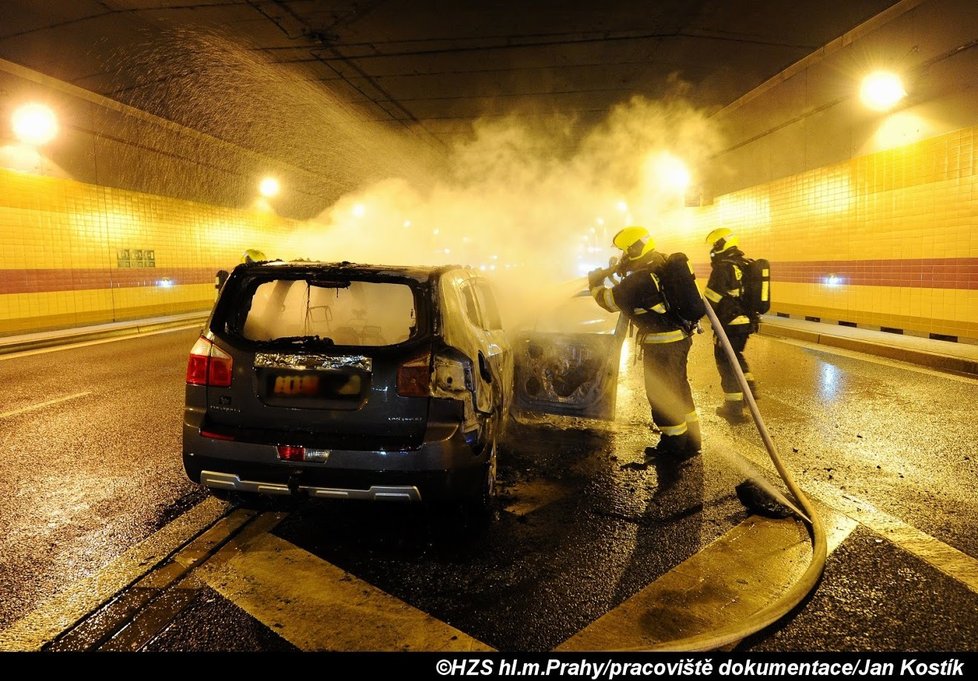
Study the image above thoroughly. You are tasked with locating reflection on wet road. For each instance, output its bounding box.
[1,327,977,651]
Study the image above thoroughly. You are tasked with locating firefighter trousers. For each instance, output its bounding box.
[713,328,754,402]
[641,335,696,444]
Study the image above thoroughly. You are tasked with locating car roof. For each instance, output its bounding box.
[238,260,460,283]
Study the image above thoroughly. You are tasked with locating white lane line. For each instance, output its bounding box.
[0,391,92,418]
[0,496,228,651]
[0,323,202,362]
[193,524,493,652]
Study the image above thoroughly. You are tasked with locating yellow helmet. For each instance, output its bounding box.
[705,227,738,252]
[612,226,656,259]
[242,248,267,264]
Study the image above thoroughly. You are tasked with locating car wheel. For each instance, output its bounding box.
[469,428,498,515]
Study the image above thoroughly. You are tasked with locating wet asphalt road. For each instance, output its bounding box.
[0,326,976,651]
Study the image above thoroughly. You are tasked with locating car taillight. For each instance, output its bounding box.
[277,444,305,461]
[207,344,233,387]
[397,352,431,397]
[186,337,234,387]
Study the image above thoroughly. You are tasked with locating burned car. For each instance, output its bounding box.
[512,287,629,420]
[183,261,511,507]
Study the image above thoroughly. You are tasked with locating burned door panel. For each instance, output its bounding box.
[512,291,628,420]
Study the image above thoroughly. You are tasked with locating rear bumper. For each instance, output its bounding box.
[182,412,490,502]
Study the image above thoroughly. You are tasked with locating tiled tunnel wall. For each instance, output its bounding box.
[673,0,978,344]
[1,0,976,343]
[0,167,294,335]
[681,125,978,343]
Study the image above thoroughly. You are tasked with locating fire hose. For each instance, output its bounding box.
[641,299,828,651]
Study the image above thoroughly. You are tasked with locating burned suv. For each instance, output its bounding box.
[183,261,511,507]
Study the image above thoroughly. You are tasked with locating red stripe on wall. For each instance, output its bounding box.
[694,257,978,290]
[0,267,218,294]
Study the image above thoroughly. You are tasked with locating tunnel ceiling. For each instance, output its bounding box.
[0,0,903,214]
[1,1,905,145]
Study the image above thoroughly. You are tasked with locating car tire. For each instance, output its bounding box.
[467,423,498,515]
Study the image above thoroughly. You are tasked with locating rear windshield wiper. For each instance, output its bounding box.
[273,335,335,346]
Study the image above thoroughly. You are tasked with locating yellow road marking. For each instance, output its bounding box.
[800,478,978,596]
[0,497,228,651]
[726,431,978,597]
[0,391,92,418]
[194,522,493,652]
[556,507,856,651]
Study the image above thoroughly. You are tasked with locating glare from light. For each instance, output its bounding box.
[403,219,412,228]
[352,203,366,218]
[12,103,58,146]
[258,176,280,198]
[650,153,692,193]
[819,362,839,400]
[823,274,844,287]
[860,71,906,111]
[157,278,174,289]
[616,201,628,213]
[596,217,605,226]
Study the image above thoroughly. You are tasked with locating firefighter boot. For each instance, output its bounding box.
[686,417,702,456]
[645,433,689,461]
[745,373,760,401]
[716,400,746,423]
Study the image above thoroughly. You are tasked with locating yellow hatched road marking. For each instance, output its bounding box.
[799,477,978,596]
[0,497,228,651]
[728,431,978,598]
[193,519,494,652]
[556,507,857,651]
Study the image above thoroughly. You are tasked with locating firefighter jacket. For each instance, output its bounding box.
[705,247,754,331]
[589,251,689,344]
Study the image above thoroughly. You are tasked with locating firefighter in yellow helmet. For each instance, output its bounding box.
[704,227,758,422]
[588,226,703,459]
[242,248,267,264]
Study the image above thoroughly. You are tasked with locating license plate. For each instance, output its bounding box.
[270,373,361,398]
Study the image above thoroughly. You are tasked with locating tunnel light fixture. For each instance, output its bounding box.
[649,152,692,194]
[860,71,906,111]
[258,176,280,198]
[352,203,366,218]
[12,103,58,146]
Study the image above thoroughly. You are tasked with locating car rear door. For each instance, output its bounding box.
[204,271,432,449]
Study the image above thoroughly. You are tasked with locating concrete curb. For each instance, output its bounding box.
[0,313,208,355]
[758,323,978,377]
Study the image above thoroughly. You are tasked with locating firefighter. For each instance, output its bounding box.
[588,226,701,458]
[242,248,267,264]
[704,227,758,422]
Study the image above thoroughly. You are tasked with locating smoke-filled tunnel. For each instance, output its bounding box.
[1,0,978,661]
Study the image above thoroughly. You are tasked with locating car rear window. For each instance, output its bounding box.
[232,277,420,347]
